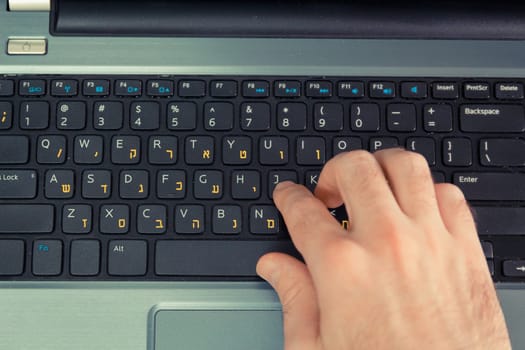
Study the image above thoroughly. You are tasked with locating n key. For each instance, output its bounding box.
[250,206,280,234]
[297,137,326,165]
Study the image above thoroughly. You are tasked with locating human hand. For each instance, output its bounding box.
[257,149,511,350]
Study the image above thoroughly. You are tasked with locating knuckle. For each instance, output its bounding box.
[397,151,430,177]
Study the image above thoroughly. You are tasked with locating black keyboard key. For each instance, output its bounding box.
[231,170,261,200]
[370,137,399,152]
[147,80,174,97]
[45,170,75,199]
[306,81,332,98]
[464,82,490,99]
[314,103,343,131]
[0,79,14,96]
[277,103,307,131]
[155,240,297,276]
[212,206,242,234]
[157,171,186,199]
[259,136,289,165]
[175,205,205,234]
[473,207,525,235]
[148,136,177,164]
[495,83,523,100]
[120,170,149,199]
[82,170,112,199]
[250,205,280,234]
[108,240,147,276]
[0,170,37,199]
[56,101,86,130]
[37,136,67,164]
[74,135,103,164]
[423,104,453,132]
[333,137,362,155]
[210,80,237,98]
[460,105,525,133]
[83,79,110,96]
[19,79,46,96]
[480,139,525,166]
[401,82,427,99]
[274,81,301,98]
[268,171,298,198]
[0,240,24,275]
[178,80,205,97]
[350,103,380,131]
[503,260,525,277]
[51,80,78,97]
[240,102,270,131]
[443,138,472,166]
[454,173,525,201]
[185,136,214,164]
[204,102,234,130]
[70,240,100,276]
[0,205,54,233]
[33,240,62,276]
[387,104,416,132]
[0,136,29,164]
[137,205,167,234]
[406,138,435,166]
[243,81,269,98]
[100,205,130,234]
[167,102,197,130]
[305,170,321,192]
[481,242,494,258]
[223,136,251,165]
[338,81,364,98]
[0,101,12,129]
[432,82,459,99]
[115,80,142,97]
[94,101,124,130]
[131,102,160,130]
[20,101,49,129]
[297,137,326,165]
[111,136,141,164]
[370,82,395,98]
[194,171,223,199]
[62,205,92,234]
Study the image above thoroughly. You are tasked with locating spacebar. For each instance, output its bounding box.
[155,240,298,276]
[0,205,54,233]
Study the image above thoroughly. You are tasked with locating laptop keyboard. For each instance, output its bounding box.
[0,75,525,281]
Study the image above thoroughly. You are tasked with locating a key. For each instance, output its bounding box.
[33,240,62,276]
[62,205,92,234]
[148,136,177,164]
[473,207,525,235]
[0,80,14,96]
[185,136,214,164]
[401,82,427,99]
[194,171,223,199]
[20,101,49,129]
[157,171,186,199]
[108,240,147,276]
[112,136,141,164]
[174,205,205,234]
[56,101,86,130]
[45,170,75,199]
[137,205,167,234]
[0,240,24,275]
[297,137,326,165]
[259,137,288,165]
[240,102,270,131]
[223,136,251,165]
[100,205,130,234]
[231,170,260,200]
[167,102,197,130]
[503,261,525,277]
[93,101,123,130]
[120,170,149,199]
[0,205,54,233]
[305,170,321,192]
[350,103,380,131]
[0,170,37,199]
[480,139,525,166]
[74,135,103,164]
[70,240,100,276]
[250,205,280,234]
[212,206,242,234]
[130,102,160,130]
[37,136,67,164]
[277,103,307,131]
[82,170,112,199]
[204,102,234,130]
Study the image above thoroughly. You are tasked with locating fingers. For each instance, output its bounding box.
[434,183,477,242]
[314,150,403,231]
[257,253,320,350]
[273,182,344,266]
[374,149,443,225]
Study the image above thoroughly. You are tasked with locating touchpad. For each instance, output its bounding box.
[153,309,283,350]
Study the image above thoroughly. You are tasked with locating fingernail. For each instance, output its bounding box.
[256,256,280,286]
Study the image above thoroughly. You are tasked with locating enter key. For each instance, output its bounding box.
[454,173,525,201]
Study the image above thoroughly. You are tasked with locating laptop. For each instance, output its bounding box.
[2,0,525,349]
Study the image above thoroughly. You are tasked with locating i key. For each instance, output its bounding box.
[297,137,326,165]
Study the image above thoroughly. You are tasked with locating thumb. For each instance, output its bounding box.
[257,252,320,350]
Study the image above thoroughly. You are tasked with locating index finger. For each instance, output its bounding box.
[273,181,345,266]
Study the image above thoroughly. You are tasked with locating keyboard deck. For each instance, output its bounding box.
[0,75,524,281]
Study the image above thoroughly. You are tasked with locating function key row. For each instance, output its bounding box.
[2,78,523,100]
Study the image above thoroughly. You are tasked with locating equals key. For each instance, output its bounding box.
[480,139,525,166]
